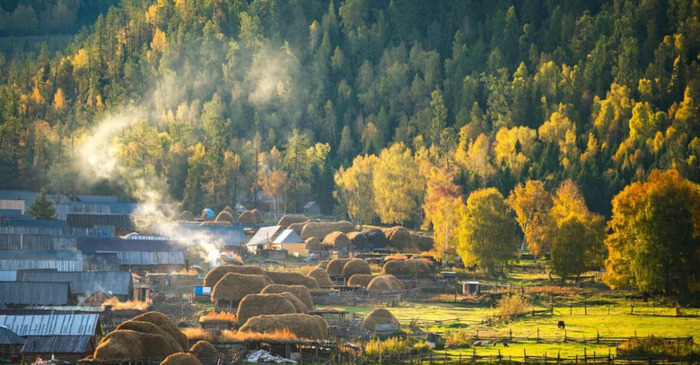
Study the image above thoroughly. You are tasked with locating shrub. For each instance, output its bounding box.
[497,294,526,321]
[618,336,700,357]
[445,330,473,349]
[364,337,429,357]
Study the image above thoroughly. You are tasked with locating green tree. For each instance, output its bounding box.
[372,143,424,225]
[27,189,56,220]
[551,212,604,284]
[507,180,554,259]
[458,188,518,275]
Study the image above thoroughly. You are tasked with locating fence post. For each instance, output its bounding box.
[597,330,600,344]
[584,297,587,315]
[472,348,476,365]
[584,347,587,364]
[444,349,447,364]
[510,328,513,341]
[564,329,567,343]
[537,328,540,343]
[523,348,527,364]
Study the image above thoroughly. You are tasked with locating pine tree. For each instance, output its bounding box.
[26,189,56,220]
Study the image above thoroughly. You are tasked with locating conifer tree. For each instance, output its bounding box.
[27,189,56,220]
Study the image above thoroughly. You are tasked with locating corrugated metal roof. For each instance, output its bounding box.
[0,259,83,272]
[55,204,110,220]
[153,223,246,247]
[0,314,100,336]
[20,272,132,296]
[248,225,282,246]
[0,226,114,238]
[0,325,24,345]
[0,271,17,281]
[0,209,22,217]
[272,229,303,244]
[7,219,68,228]
[22,335,92,354]
[113,251,185,265]
[67,214,134,233]
[0,282,69,306]
[77,238,187,252]
[0,234,54,250]
[81,253,119,271]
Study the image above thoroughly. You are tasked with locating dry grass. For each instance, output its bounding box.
[102,297,151,311]
[220,328,298,342]
[385,254,408,261]
[181,328,215,342]
[199,310,237,323]
[172,268,199,275]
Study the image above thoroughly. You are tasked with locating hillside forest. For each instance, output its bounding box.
[1,0,700,297]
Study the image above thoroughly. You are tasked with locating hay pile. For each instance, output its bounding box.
[211,273,273,306]
[161,352,202,365]
[361,308,400,331]
[315,260,330,269]
[278,214,309,228]
[363,228,389,249]
[412,234,434,251]
[289,222,307,235]
[131,311,189,350]
[215,211,235,224]
[367,275,403,291]
[238,210,255,224]
[307,267,333,287]
[251,209,263,223]
[261,284,313,309]
[239,313,328,340]
[200,221,231,226]
[265,271,320,289]
[223,205,236,216]
[189,340,219,359]
[278,292,308,313]
[305,237,323,251]
[115,321,183,353]
[300,221,355,240]
[322,231,351,247]
[381,259,432,278]
[179,211,194,221]
[346,232,371,249]
[203,265,266,287]
[325,258,350,277]
[347,274,376,287]
[236,294,298,325]
[384,226,416,251]
[94,329,181,362]
[342,259,372,278]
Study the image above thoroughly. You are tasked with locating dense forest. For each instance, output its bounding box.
[1,0,699,221]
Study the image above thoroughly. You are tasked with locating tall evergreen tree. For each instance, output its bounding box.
[26,189,57,220]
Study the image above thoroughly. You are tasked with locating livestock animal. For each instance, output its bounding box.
[557,320,565,330]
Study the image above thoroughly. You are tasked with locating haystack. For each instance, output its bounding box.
[238,210,255,224]
[278,214,309,228]
[203,265,266,287]
[239,313,328,340]
[325,258,350,277]
[261,283,313,309]
[289,222,306,235]
[347,274,376,288]
[342,259,372,278]
[384,226,415,251]
[300,221,355,240]
[223,205,236,216]
[323,231,351,247]
[179,211,194,221]
[251,208,263,223]
[381,259,432,278]
[189,340,219,359]
[211,273,273,307]
[161,352,202,365]
[367,275,403,291]
[361,308,400,331]
[93,330,144,361]
[277,292,308,313]
[115,320,183,352]
[363,228,389,249]
[236,294,298,325]
[346,232,371,249]
[305,237,323,251]
[132,311,188,350]
[308,268,333,287]
[215,211,235,224]
[200,221,231,226]
[315,260,330,270]
[412,234,434,251]
[265,271,320,289]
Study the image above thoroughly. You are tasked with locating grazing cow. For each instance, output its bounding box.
[557,320,565,330]
[503,342,509,347]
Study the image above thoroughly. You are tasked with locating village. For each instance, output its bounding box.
[0,189,698,365]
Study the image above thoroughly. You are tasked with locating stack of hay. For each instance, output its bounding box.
[305,237,324,251]
[325,258,350,277]
[346,232,371,249]
[211,272,272,308]
[366,275,404,291]
[381,259,432,278]
[307,267,333,287]
[300,221,355,240]
[264,271,320,289]
[189,340,220,361]
[363,228,389,249]
[236,293,302,325]
[322,231,352,248]
[215,211,235,224]
[289,222,307,235]
[238,210,256,224]
[347,274,376,287]
[162,353,202,365]
[251,209,263,224]
[260,284,314,309]
[239,313,328,340]
[91,311,187,362]
[277,214,309,228]
[179,211,195,221]
[203,265,266,287]
[341,259,371,278]
[384,226,418,252]
[411,234,434,251]
[361,309,400,331]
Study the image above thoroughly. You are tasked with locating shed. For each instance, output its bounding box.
[81,253,119,271]
[20,272,132,301]
[0,250,83,272]
[0,325,24,361]
[153,223,246,249]
[302,201,321,216]
[0,282,70,306]
[22,335,94,362]
[247,226,282,247]
[0,234,54,250]
[67,214,134,234]
[462,281,480,295]
[271,229,307,257]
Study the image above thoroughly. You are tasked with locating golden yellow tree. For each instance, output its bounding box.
[507,180,553,259]
[372,143,425,225]
[334,154,378,228]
